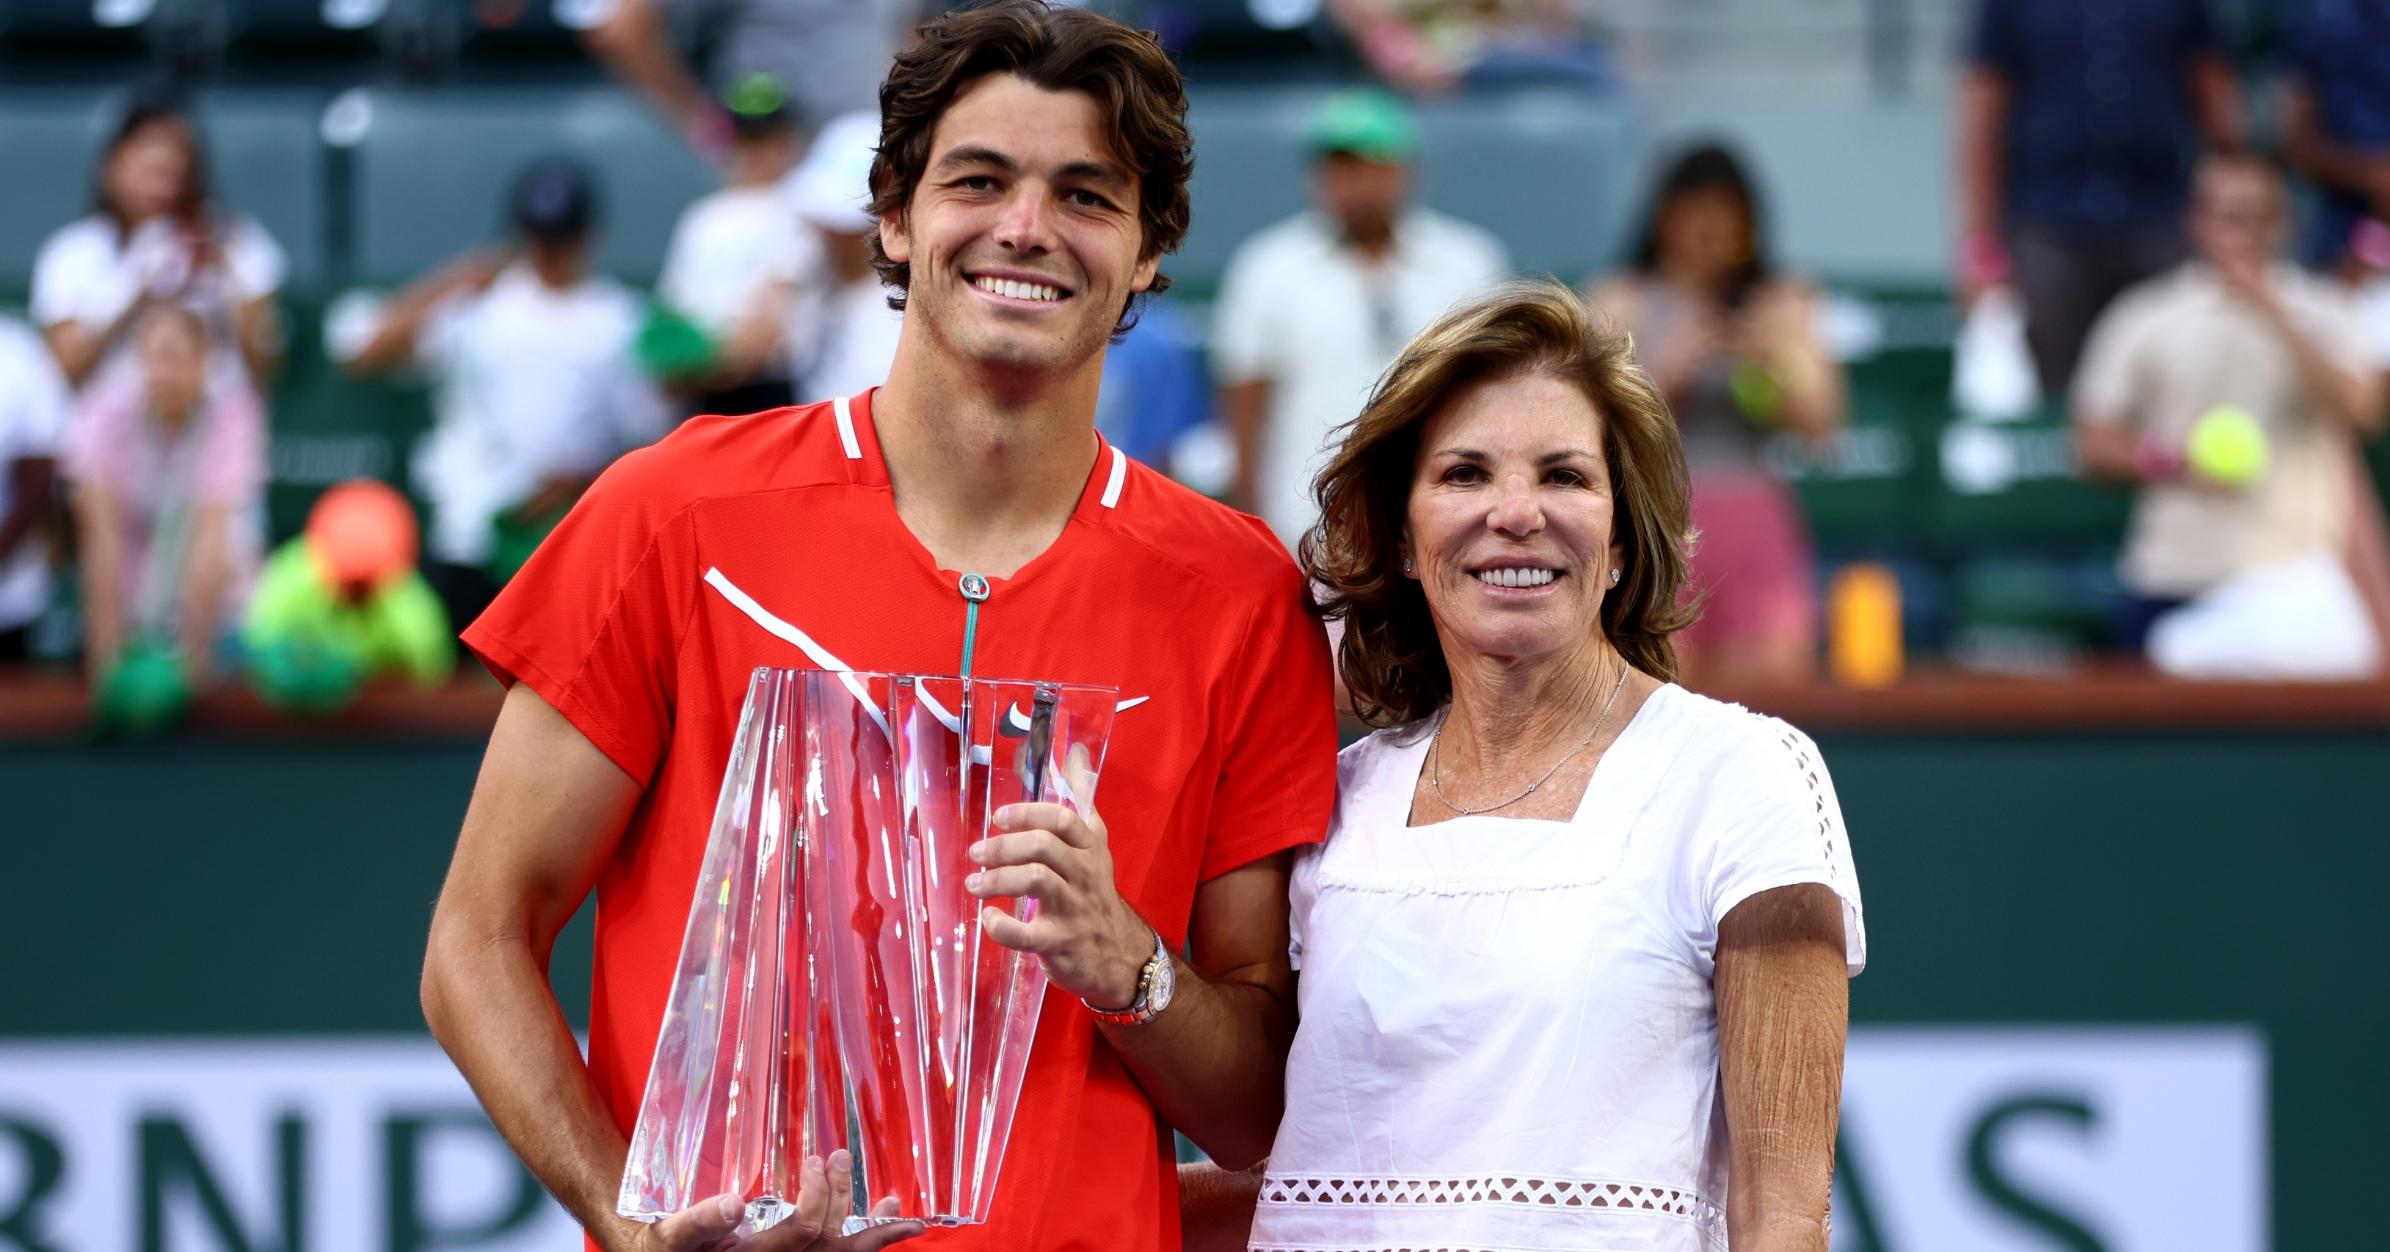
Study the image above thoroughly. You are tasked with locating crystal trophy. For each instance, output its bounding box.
[618,668,1117,1234]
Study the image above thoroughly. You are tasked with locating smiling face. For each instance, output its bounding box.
[879,73,1158,380]
[1405,369,1623,666]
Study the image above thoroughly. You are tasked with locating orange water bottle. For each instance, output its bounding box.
[1827,562,1903,688]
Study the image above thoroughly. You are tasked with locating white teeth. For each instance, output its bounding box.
[975,276,1061,302]
[1475,567,1556,588]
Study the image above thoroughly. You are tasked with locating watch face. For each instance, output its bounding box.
[1148,951,1177,1014]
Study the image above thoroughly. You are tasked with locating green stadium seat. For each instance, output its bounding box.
[347,87,712,286]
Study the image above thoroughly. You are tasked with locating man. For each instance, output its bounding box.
[1212,88,1507,549]
[2073,151,2386,670]
[655,74,816,416]
[782,109,905,402]
[1956,0,2241,398]
[340,156,665,632]
[419,6,1338,1252]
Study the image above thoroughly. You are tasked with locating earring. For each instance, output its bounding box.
[1403,557,1415,575]
[1609,568,1622,585]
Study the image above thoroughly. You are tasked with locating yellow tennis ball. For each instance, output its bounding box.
[2186,405,2269,487]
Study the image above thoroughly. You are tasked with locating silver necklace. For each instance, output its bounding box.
[1429,660,1630,816]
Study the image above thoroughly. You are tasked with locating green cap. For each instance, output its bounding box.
[1307,89,1416,163]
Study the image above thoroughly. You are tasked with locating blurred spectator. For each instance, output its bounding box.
[1213,89,1507,548]
[1096,297,1212,472]
[338,157,666,633]
[243,480,453,712]
[2278,0,2390,275]
[64,305,266,694]
[2073,151,2386,677]
[1324,0,1609,95]
[32,94,285,401]
[0,318,70,662]
[784,111,903,402]
[654,74,815,416]
[1957,0,2242,398]
[581,0,915,154]
[1588,142,1846,687]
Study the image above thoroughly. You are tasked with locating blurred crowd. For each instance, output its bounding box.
[3,0,2389,730]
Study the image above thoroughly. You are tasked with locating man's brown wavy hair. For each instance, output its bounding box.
[1302,279,1700,728]
[868,0,1192,334]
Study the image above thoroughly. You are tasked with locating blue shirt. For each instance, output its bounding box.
[2283,0,2390,261]
[1969,0,2221,234]
[1095,298,1213,469]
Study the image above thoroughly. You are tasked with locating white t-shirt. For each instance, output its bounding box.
[374,264,666,565]
[1211,208,1509,548]
[657,184,823,375]
[1254,683,1866,1252]
[0,319,71,630]
[30,213,286,394]
[795,278,903,403]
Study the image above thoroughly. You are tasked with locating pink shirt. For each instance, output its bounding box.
[62,368,266,628]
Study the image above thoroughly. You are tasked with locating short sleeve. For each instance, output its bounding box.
[1284,842,1324,971]
[461,442,706,785]
[30,224,107,329]
[1210,237,1286,387]
[1195,559,1338,882]
[225,218,288,301]
[1688,720,1866,978]
[0,326,70,460]
[2290,283,2377,383]
[1965,0,2020,75]
[2070,292,2150,426]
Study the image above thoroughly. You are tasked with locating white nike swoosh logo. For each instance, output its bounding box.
[705,567,1148,748]
[1007,696,1150,732]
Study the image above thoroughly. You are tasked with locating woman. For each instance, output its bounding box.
[65,305,265,691]
[1588,143,1844,686]
[31,94,285,397]
[1186,280,1864,1252]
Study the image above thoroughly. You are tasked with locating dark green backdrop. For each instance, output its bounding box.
[3,728,2382,1247]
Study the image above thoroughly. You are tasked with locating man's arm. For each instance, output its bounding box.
[1954,65,2013,302]
[422,685,921,1252]
[1178,1160,1265,1252]
[1717,883,1850,1252]
[583,0,720,154]
[344,250,505,377]
[2221,266,2388,436]
[2284,82,2390,216]
[73,484,127,682]
[2187,51,2245,154]
[1220,378,1270,515]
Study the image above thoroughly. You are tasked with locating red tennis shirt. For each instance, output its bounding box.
[463,389,1338,1252]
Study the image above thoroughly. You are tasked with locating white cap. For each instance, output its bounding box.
[785,111,881,233]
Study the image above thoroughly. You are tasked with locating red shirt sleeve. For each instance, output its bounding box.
[1197,562,1339,881]
[461,442,702,786]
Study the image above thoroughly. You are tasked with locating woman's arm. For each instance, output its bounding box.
[43,295,160,387]
[1177,1161,1264,1252]
[73,484,128,681]
[1716,881,1849,1252]
[1745,284,1847,444]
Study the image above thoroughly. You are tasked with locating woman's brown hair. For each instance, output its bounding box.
[868,0,1193,333]
[1303,278,1699,728]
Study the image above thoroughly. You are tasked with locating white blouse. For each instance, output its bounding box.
[1252,683,1866,1252]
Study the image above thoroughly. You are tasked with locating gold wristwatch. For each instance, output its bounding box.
[1084,929,1175,1027]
